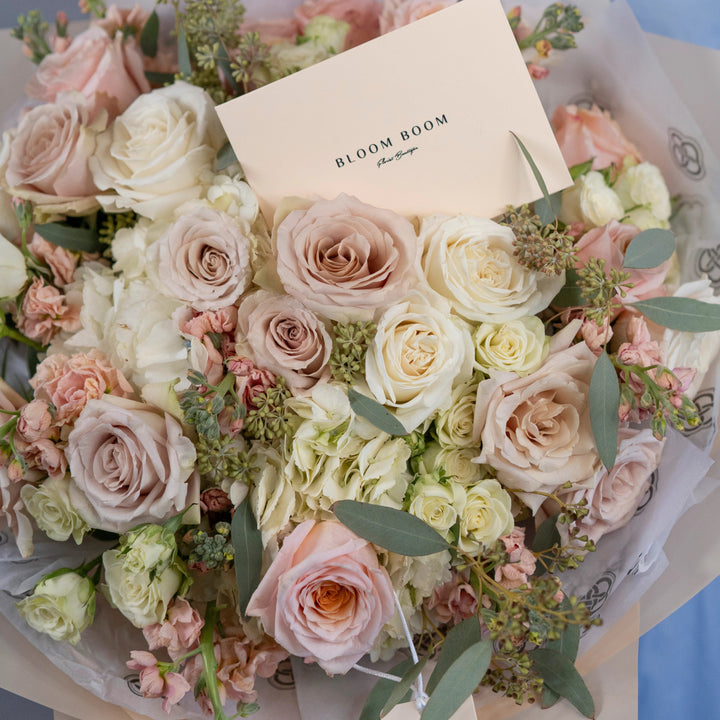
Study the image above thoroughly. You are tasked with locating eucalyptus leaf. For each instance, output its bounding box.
[348,388,407,436]
[630,296,720,332]
[531,513,560,577]
[358,658,414,720]
[426,616,483,694]
[529,647,595,718]
[569,159,594,180]
[382,656,428,716]
[622,228,675,269]
[216,141,238,171]
[551,268,584,308]
[230,499,263,616]
[333,500,450,556]
[589,351,619,470]
[547,597,580,662]
[177,23,192,77]
[511,132,552,208]
[35,223,102,254]
[542,687,561,708]
[535,190,562,225]
[421,640,492,720]
[145,70,175,85]
[216,44,239,93]
[140,10,159,57]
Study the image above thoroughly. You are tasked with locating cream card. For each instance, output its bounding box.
[384,697,477,720]
[216,0,571,223]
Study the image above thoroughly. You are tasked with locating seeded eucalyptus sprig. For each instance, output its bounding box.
[196,433,254,484]
[183,522,234,571]
[329,321,376,384]
[576,257,633,323]
[242,378,292,443]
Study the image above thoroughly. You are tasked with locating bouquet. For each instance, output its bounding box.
[1,1,719,719]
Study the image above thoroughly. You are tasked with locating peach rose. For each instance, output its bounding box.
[379,0,454,34]
[575,220,670,304]
[31,350,135,426]
[65,395,197,532]
[153,207,252,311]
[473,342,600,514]
[558,427,664,543]
[26,26,150,120]
[295,0,381,48]
[552,104,641,171]
[93,4,150,37]
[246,520,395,674]
[237,291,332,395]
[274,194,421,322]
[17,277,80,345]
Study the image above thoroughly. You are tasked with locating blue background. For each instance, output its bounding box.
[0,1,719,719]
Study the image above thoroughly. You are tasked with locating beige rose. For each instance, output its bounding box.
[474,342,600,514]
[152,207,252,311]
[66,395,198,532]
[237,290,332,395]
[273,194,421,322]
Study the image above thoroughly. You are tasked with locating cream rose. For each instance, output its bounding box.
[90,82,226,220]
[152,207,251,310]
[66,395,198,533]
[474,342,600,514]
[246,520,395,674]
[420,215,563,322]
[457,479,514,554]
[560,171,624,228]
[473,316,549,376]
[20,475,89,544]
[406,474,465,537]
[0,232,28,299]
[238,290,332,395]
[274,194,421,322]
[434,379,478,449]
[365,292,474,431]
[420,442,486,486]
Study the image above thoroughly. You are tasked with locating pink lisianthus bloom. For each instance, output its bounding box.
[143,598,204,662]
[426,573,478,624]
[126,650,191,713]
[295,0,381,48]
[16,277,80,345]
[494,527,536,590]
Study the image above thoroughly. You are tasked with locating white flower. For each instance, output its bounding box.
[267,41,331,81]
[434,378,478,449]
[112,217,169,280]
[406,474,465,536]
[119,524,177,576]
[614,161,671,224]
[473,316,549,376]
[421,442,486,486]
[17,572,95,645]
[365,292,474,431]
[20,475,89,544]
[204,171,258,227]
[0,232,28,298]
[457,479,514,554]
[560,171,624,227]
[303,15,350,53]
[420,215,563,322]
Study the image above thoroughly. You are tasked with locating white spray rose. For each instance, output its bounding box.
[560,171,624,227]
[204,171,259,227]
[0,232,27,299]
[434,379,478,449]
[267,41,331,81]
[458,479,514,554]
[17,572,95,645]
[119,524,177,576]
[421,442,486,486]
[20,475,89,544]
[406,473,466,536]
[473,316,549,376]
[614,161,671,228]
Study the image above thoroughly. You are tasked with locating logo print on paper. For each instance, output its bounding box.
[581,571,616,616]
[668,127,705,180]
[268,658,295,689]
[125,673,143,696]
[566,93,610,112]
[634,470,659,516]
[697,246,720,289]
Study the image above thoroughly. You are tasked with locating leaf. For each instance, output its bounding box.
[542,687,561,709]
[216,43,240,94]
[531,513,560,577]
[426,616,483,694]
[382,656,428,716]
[216,141,238,171]
[145,70,175,85]
[35,223,102,253]
[529,648,595,718]
[333,500,450,556]
[511,131,552,209]
[630,296,720,332]
[140,10,159,57]
[177,23,192,77]
[358,658,414,720]
[421,640,492,720]
[230,498,263,616]
[551,268,584,308]
[569,159,594,181]
[589,350,619,470]
[622,228,675,269]
[348,388,408,436]
[535,190,562,225]
[547,597,580,662]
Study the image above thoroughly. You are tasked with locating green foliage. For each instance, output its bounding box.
[529,647,595,718]
[178,371,244,441]
[426,616,484,694]
[347,388,407,436]
[359,658,414,720]
[231,499,263,617]
[631,296,720,332]
[185,522,234,570]
[576,257,633,323]
[35,221,104,254]
[196,433,254,484]
[515,3,584,52]
[381,656,428,716]
[622,228,675,269]
[140,10,160,57]
[10,10,52,64]
[589,350,620,469]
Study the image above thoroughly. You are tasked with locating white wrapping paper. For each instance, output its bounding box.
[1,1,719,719]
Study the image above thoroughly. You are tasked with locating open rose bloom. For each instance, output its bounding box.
[1,1,720,720]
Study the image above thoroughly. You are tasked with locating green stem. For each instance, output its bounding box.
[200,601,228,720]
[0,324,44,352]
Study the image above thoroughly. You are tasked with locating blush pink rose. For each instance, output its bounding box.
[552,104,642,171]
[274,193,421,322]
[27,234,78,288]
[31,350,134,426]
[379,0,454,34]
[295,0,381,48]
[65,395,197,532]
[26,26,150,120]
[17,278,80,345]
[92,4,151,37]
[246,520,395,674]
[575,220,670,304]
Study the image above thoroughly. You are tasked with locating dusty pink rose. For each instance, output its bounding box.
[238,291,332,395]
[143,598,204,661]
[27,234,77,287]
[0,466,34,558]
[552,104,642,171]
[154,207,252,311]
[426,575,478,624]
[26,26,150,120]
[17,278,80,345]
[379,0,454,33]
[274,193,421,322]
[559,427,664,543]
[494,527,536,590]
[16,400,54,443]
[246,520,395,674]
[575,220,670,304]
[240,17,301,45]
[65,395,197,532]
[474,342,600,514]
[295,0,381,47]
[31,350,134,426]
[126,650,191,713]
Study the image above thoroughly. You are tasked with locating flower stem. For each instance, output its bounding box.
[200,601,228,720]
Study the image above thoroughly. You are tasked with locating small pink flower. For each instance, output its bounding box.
[0,466,33,557]
[161,671,191,713]
[227,356,276,409]
[379,0,454,34]
[143,598,204,662]
[126,650,191,713]
[17,277,80,345]
[494,527,536,590]
[28,234,77,287]
[580,316,613,357]
[16,400,54,442]
[200,488,232,515]
[15,437,67,477]
[527,62,550,80]
[426,575,478,624]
